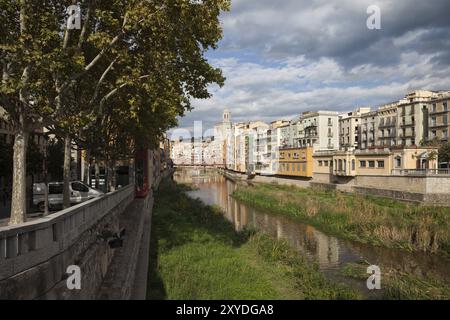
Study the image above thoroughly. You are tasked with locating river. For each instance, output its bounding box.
[174,167,450,299]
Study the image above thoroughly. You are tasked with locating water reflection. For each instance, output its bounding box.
[174,168,450,283]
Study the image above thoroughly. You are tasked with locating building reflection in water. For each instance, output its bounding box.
[174,168,450,281]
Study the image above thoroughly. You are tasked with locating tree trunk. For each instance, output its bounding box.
[94,162,100,190]
[63,135,71,209]
[83,149,90,184]
[107,159,116,192]
[9,127,29,225]
[43,145,49,216]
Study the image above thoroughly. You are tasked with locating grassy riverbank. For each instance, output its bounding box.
[147,181,359,300]
[232,183,450,257]
[340,261,450,300]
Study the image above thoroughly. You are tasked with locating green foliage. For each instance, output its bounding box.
[46,138,64,181]
[147,181,358,300]
[26,139,44,175]
[232,184,450,256]
[439,142,450,166]
[0,138,44,177]
[340,262,450,300]
[0,140,13,178]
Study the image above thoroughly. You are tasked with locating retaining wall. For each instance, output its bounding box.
[0,185,134,299]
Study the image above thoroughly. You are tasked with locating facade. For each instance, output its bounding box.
[277,147,314,178]
[428,92,450,144]
[172,90,450,177]
[359,111,378,149]
[313,147,439,182]
[297,111,339,151]
[376,102,398,148]
[339,107,371,150]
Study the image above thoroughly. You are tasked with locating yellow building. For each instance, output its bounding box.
[277,147,314,178]
[313,147,439,182]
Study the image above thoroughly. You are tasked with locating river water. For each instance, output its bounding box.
[174,167,450,298]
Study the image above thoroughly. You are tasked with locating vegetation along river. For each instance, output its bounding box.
[173,167,450,299]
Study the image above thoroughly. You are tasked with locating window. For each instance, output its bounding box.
[377,161,385,168]
[369,161,375,168]
[395,157,402,168]
[319,161,323,167]
[360,161,366,168]
[352,159,356,171]
[297,164,301,171]
[72,182,89,192]
[49,184,63,195]
[444,102,448,111]
[324,161,329,167]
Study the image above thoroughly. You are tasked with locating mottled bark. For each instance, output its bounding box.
[9,127,28,225]
[43,145,49,216]
[107,159,116,192]
[94,162,100,189]
[63,135,71,209]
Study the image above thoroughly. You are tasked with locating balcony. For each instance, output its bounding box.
[400,121,415,127]
[430,122,449,128]
[379,121,396,128]
[304,123,318,130]
[429,108,449,115]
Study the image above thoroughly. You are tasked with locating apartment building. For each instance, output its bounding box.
[339,107,371,150]
[359,111,378,149]
[267,120,290,175]
[171,140,193,165]
[396,90,436,147]
[429,91,450,144]
[376,102,398,148]
[297,111,339,151]
[357,90,449,150]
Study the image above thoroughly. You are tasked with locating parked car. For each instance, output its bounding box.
[33,181,104,212]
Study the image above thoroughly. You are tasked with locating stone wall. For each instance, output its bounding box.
[234,169,450,205]
[251,175,310,188]
[0,185,134,299]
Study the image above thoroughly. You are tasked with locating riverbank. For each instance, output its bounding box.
[232,183,450,257]
[147,181,359,300]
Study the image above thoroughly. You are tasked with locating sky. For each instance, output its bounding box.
[170,0,450,140]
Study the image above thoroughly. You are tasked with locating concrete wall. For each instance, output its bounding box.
[0,185,134,299]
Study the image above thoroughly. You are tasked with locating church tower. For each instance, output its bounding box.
[223,109,231,124]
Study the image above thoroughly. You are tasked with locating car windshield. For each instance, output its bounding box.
[72,182,90,192]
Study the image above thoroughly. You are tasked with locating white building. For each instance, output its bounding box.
[297,111,339,151]
[339,107,371,150]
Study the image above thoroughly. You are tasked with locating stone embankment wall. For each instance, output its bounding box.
[214,167,450,206]
[0,185,134,299]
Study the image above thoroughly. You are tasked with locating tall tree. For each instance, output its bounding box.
[1,0,230,223]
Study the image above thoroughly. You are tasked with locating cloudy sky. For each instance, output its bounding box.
[171,0,450,139]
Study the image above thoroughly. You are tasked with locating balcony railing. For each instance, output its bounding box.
[429,109,449,115]
[400,121,415,127]
[430,122,449,128]
[391,169,450,176]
